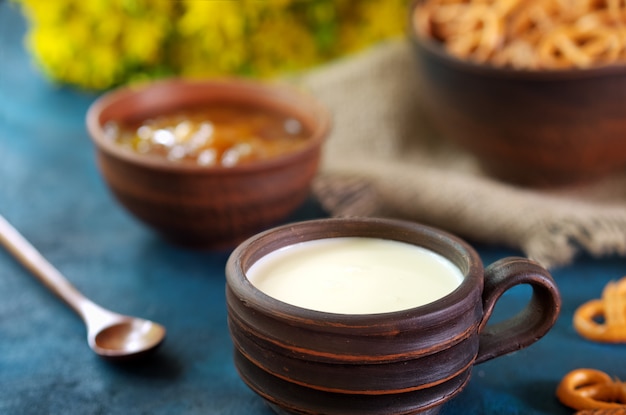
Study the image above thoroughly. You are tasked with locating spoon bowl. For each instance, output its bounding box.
[0,214,166,360]
[90,314,166,360]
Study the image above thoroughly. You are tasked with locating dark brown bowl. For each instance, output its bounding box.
[408,1,626,187]
[86,78,330,248]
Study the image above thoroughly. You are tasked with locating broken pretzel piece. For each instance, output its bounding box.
[574,277,626,343]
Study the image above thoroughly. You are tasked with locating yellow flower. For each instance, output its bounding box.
[121,17,169,64]
[17,0,67,25]
[339,0,408,53]
[26,26,73,78]
[249,15,320,76]
[13,0,410,90]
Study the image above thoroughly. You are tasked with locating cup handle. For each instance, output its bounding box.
[474,257,561,364]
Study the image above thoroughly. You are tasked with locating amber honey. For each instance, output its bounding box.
[105,104,311,166]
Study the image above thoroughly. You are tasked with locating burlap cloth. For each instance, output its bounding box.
[294,40,626,269]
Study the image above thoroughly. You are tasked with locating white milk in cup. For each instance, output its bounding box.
[246,237,464,314]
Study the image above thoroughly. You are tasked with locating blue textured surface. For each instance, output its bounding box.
[2,3,626,414]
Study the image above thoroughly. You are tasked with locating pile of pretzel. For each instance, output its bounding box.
[414,0,626,69]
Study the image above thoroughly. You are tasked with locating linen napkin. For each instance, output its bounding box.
[295,40,626,269]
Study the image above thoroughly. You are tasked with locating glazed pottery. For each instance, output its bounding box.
[225,217,561,414]
[86,78,330,248]
[409,0,626,187]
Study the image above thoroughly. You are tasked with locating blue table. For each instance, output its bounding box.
[2,3,625,414]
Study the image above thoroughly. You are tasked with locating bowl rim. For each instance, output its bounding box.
[408,0,626,81]
[85,77,331,174]
[225,217,484,332]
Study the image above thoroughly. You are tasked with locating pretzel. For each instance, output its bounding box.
[575,409,626,414]
[537,25,621,68]
[445,8,504,63]
[557,369,626,411]
[574,277,626,343]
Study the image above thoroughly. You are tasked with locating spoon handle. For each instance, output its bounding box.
[0,214,95,319]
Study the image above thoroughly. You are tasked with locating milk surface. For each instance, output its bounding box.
[246,237,464,314]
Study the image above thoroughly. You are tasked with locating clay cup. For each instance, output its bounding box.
[225,217,561,415]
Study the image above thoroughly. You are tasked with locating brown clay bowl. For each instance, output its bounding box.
[226,217,561,415]
[408,1,626,187]
[86,78,330,248]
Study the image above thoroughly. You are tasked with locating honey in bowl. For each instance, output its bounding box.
[103,104,311,167]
